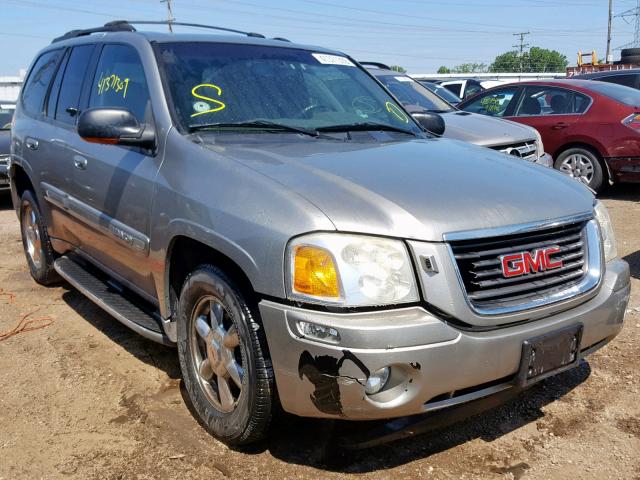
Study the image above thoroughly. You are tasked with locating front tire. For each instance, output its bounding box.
[19,190,59,285]
[555,147,606,193]
[177,265,274,445]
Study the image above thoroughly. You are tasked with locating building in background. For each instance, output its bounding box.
[0,71,25,102]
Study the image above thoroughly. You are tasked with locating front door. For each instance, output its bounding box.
[65,43,160,297]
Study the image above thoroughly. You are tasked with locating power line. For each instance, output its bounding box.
[616,0,640,48]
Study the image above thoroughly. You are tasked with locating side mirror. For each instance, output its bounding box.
[412,111,446,136]
[78,108,155,149]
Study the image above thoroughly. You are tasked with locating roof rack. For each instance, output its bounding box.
[52,20,266,44]
[359,61,393,70]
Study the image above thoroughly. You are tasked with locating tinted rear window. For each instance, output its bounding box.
[586,81,640,106]
[21,49,64,117]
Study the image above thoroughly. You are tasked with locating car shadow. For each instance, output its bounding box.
[60,289,182,380]
[623,250,640,280]
[600,183,640,201]
[239,362,591,473]
[0,192,13,210]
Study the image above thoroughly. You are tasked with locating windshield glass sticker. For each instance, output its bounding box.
[191,83,226,118]
[311,53,355,67]
[394,76,413,82]
[480,96,501,114]
[385,102,409,123]
[97,73,130,98]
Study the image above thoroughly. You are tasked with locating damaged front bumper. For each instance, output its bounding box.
[259,259,630,420]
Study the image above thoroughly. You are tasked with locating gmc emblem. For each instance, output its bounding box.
[500,247,563,278]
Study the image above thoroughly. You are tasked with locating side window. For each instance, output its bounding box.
[54,45,96,125]
[464,82,483,98]
[462,87,518,117]
[88,44,151,121]
[21,49,64,117]
[599,74,637,89]
[515,86,576,117]
[46,50,69,118]
[573,92,591,114]
[444,83,462,97]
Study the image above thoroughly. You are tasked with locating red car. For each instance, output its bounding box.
[458,79,640,192]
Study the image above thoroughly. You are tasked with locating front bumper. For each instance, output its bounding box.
[533,152,553,168]
[260,259,629,420]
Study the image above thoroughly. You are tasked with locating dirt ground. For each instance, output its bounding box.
[0,187,638,480]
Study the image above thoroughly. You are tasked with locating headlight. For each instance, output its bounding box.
[594,201,617,262]
[533,129,545,159]
[286,233,419,307]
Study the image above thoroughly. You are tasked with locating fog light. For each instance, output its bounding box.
[297,321,341,343]
[365,367,390,395]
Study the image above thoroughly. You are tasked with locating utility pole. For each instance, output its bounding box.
[161,0,175,32]
[607,0,613,62]
[616,0,640,49]
[513,31,530,73]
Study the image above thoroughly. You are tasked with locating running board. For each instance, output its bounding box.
[54,255,174,346]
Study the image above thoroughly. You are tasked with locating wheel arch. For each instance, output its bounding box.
[9,162,36,214]
[164,234,260,322]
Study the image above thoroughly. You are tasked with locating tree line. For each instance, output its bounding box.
[436,46,568,74]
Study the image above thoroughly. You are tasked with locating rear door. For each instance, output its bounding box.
[64,43,159,297]
[507,85,589,156]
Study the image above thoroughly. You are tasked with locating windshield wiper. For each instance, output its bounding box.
[316,122,418,136]
[188,120,319,137]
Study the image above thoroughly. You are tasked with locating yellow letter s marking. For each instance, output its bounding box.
[190,83,226,117]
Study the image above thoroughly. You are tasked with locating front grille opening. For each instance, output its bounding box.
[491,141,537,160]
[449,221,589,311]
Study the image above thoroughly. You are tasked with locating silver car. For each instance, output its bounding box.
[11,21,629,446]
[364,64,553,167]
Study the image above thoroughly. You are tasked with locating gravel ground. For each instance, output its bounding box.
[0,186,638,480]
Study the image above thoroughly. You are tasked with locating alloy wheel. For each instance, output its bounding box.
[190,296,244,413]
[559,153,595,185]
[22,204,42,270]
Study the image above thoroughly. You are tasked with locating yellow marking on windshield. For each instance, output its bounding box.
[190,83,226,117]
[97,73,130,98]
[385,102,409,123]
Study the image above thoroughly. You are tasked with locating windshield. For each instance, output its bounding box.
[583,80,640,107]
[158,43,422,135]
[420,82,462,104]
[375,74,454,113]
[0,104,15,130]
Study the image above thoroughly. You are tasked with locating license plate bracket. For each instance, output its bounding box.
[516,323,583,387]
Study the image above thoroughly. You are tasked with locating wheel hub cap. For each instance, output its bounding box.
[191,297,243,413]
[22,205,42,269]
[559,153,595,185]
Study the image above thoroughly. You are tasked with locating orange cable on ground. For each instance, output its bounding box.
[0,288,55,342]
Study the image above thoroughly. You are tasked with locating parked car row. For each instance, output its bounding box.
[457,79,640,192]
[7,21,630,446]
[0,101,15,192]
[362,63,552,167]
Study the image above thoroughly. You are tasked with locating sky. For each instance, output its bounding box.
[1,0,639,76]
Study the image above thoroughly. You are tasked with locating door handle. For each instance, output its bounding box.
[73,155,88,170]
[552,122,569,130]
[25,137,39,151]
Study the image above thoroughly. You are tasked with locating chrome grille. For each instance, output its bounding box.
[449,220,589,311]
[492,141,537,161]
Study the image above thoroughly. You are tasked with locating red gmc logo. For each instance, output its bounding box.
[500,247,563,278]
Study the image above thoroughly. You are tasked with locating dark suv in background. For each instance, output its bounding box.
[0,101,15,193]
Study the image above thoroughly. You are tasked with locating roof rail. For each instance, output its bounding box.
[124,20,266,38]
[272,37,291,42]
[51,20,266,44]
[52,20,136,43]
[359,61,393,70]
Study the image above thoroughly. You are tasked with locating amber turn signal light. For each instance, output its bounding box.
[293,245,340,298]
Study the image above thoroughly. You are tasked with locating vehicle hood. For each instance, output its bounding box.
[440,111,537,147]
[0,130,9,155]
[202,135,593,241]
